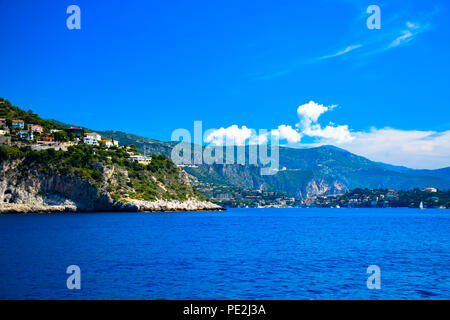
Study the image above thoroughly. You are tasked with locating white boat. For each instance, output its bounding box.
[419,201,424,210]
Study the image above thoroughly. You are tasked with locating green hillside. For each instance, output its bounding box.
[99,130,176,156]
[0,98,66,130]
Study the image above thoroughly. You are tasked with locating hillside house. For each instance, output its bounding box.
[103,139,119,148]
[12,120,24,129]
[83,132,102,145]
[0,118,6,128]
[40,134,55,143]
[30,124,43,134]
[18,130,33,141]
[127,155,152,165]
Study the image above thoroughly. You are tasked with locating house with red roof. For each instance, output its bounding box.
[103,139,119,148]
[28,124,43,134]
[83,132,102,145]
[12,120,24,129]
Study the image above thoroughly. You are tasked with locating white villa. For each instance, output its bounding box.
[128,155,152,165]
[83,132,102,145]
[103,139,119,148]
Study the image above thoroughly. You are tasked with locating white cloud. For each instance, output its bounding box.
[388,21,428,49]
[305,124,355,144]
[336,128,450,169]
[254,11,437,81]
[249,132,268,145]
[205,124,302,146]
[255,44,363,80]
[204,125,253,146]
[271,125,302,143]
[204,101,351,146]
[406,21,419,29]
[388,30,414,48]
[319,44,363,60]
[296,101,336,129]
[296,101,354,144]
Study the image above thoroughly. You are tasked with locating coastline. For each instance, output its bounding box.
[0,199,225,214]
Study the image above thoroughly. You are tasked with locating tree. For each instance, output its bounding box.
[129,144,138,154]
[53,131,69,142]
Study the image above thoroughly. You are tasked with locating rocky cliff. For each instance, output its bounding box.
[0,146,224,213]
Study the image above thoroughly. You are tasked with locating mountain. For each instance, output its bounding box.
[376,162,450,181]
[98,131,450,198]
[412,167,450,181]
[98,130,177,156]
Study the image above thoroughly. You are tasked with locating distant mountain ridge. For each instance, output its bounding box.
[99,131,450,198]
[2,97,448,198]
[376,161,450,181]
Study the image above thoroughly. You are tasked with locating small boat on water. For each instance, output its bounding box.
[419,201,425,210]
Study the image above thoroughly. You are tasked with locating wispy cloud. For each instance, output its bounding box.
[406,21,420,29]
[388,30,414,48]
[386,21,429,49]
[320,20,432,60]
[254,44,362,80]
[254,8,439,80]
[318,44,363,60]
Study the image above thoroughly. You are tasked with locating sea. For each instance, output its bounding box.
[0,208,448,300]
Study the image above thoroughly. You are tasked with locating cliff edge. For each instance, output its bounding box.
[0,145,224,213]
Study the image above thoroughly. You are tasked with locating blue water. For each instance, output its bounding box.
[0,208,449,300]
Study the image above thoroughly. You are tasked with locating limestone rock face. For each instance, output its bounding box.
[0,161,224,214]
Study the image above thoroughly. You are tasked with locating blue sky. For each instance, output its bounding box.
[0,0,449,168]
